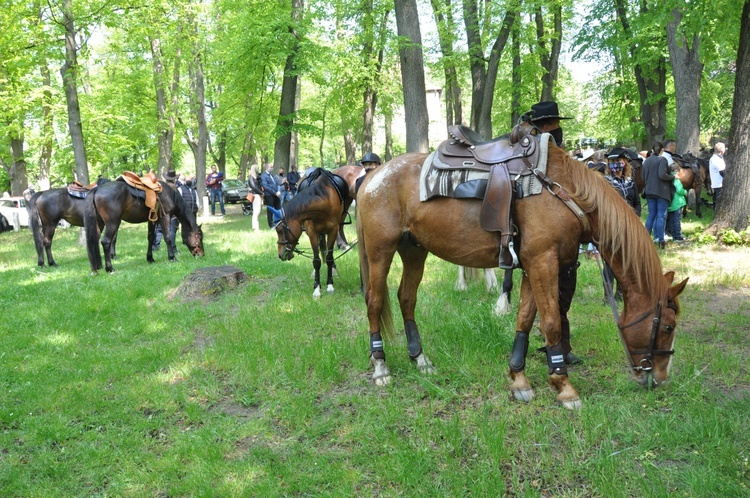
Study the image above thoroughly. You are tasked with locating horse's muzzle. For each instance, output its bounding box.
[280,249,294,261]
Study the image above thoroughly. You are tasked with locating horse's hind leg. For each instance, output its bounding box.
[509,275,537,402]
[455,266,467,291]
[311,236,323,298]
[43,224,57,267]
[101,221,121,273]
[397,243,434,374]
[324,234,336,294]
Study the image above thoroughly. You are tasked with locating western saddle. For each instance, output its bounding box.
[120,170,163,222]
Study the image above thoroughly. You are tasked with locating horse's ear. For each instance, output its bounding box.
[663,271,675,285]
[669,277,689,300]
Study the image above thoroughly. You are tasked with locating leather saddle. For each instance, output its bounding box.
[120,170,163,222]
[67,181,98,199]
[432,124,542,269]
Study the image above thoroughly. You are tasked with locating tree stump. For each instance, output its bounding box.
[172,265,247,302]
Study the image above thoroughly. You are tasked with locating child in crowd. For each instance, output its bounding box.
[666,176,688,242]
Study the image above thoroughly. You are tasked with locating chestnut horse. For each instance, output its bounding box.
[271,168,351,298]
[83,180,204,274]
[673,153,710,217]
[356,145,688,409]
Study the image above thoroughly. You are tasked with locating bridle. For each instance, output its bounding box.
[275,209,303,259]
[617,297,678,372]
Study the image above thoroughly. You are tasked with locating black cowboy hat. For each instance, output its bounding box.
[163,169,177,182]
[528,101,572,122]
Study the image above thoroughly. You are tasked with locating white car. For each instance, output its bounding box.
[0,196,29,228]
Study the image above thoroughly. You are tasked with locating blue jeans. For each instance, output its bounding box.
[280,190,294,206]
[645,197,669,243]
[209,188,225,215]
[666,209,683,240]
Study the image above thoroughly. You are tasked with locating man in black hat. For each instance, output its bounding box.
[525,101,582,365]
[526,101,572,148]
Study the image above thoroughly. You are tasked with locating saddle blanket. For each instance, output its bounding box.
[419,132,552,202]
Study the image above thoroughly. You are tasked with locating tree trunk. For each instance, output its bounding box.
[431,0,463,129]
[291,81,301,170]
[711,0,750,232]
[537,3,562,102]
[384,111,393,162]
[666,7,703,155]
[463,0,484,130]
[394,0,429,153]
[60,0,89,185]
[239,129,254,181]
[476,8,516,139]
[151,37,171,176]
[9,134,28,195]
[273,0,303,172]
[510,22,521,129]
[614,0,668,144]
[38,62,54,191]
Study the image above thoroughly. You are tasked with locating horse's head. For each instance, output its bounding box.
[182,223,204,257]
[269,207,301,261]
[621,272,689,388]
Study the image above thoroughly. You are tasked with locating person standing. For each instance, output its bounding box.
[278,168,293,205]
[205,165,225,216]
[171,176,200,250]
[661,139,676,168]
[642,142,673,249]
[666,176,688,242]
[709,142,726,206]
[246,164,264,232]
[521,101,582,366]
[260,163,282,227]
[287,165,301,198]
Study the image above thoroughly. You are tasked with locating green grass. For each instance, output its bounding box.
[0,204,748,496]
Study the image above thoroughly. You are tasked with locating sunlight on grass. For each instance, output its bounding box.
[43,332,74,346]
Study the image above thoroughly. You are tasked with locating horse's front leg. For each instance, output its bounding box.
[509,274,537,402]
[455,265,467,291]
[162,217,176,262]
[397,243,435,374]
[526,264,581,410]
[43,224,57,267]
[147,222,156,263]
[325,233,337,294]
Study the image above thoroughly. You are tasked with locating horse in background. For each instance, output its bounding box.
[27,179,111,267]
[83,179,204,274]
[455,267,514,316]
[356,140,687,409]
[270,168,351,298]
[673,152,711,217]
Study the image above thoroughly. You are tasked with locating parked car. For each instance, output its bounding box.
[0,196,29,228]
[222,179,249,204]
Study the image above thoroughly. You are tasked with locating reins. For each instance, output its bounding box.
[594,255,675,373]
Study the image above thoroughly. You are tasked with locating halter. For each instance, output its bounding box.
[616,297,677,372]
[275,208,303,259]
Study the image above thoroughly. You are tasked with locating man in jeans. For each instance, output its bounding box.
[205,165,225,216]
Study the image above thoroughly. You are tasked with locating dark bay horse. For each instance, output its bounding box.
[356,145,688,409]
[270,168,351,298]
[28,188,97,267]
[83,180,204,274]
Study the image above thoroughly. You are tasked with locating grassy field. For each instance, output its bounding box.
[0,203,748,497]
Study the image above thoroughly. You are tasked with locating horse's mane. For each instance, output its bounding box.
[284,178,335,220]
[554,147,665,299]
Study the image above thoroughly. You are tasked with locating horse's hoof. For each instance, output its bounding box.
[560,398,582,410]
[371,358,391,386]
[512,388,535,402]
[313,287,321,299]
[327,284,334,293]
[413,353,436,374]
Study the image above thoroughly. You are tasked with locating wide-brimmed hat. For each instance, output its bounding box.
[528,101,572,122]
[607,147,633,160]
[580,148,596,161]
[163,169,177,182]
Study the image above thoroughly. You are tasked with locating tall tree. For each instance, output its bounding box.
[430,0,463,128]
[666,6,703,155]
[710,0,750,232]
[536,0,562,102]
[58,0,89,184]
[394,0,429,153]
[273,0,304,172]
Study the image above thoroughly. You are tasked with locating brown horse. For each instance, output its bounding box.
[673,153,710,217]
[356,145,688,409]
[271,168,351,298]
[83,180,204,274]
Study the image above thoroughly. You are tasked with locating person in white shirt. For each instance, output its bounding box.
[709,142,726,205]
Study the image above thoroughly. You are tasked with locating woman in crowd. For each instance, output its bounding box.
[641,142,674,249]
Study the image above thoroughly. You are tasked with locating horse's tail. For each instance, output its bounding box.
[27,193,45,263]
[356,206,396,342]
[83,188,102,271]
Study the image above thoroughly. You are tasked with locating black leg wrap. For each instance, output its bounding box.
[546,342,568,375]
[509,331,529,372]
[370,331,385,360]
[404,320,422,359]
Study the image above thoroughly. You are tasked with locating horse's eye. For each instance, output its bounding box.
[665,325,674,334]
